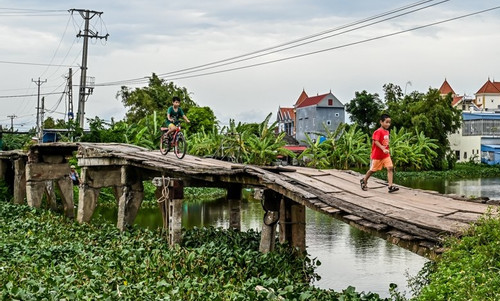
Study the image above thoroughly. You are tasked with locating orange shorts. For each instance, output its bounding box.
[168,123,177,131]
[370,157,393,172]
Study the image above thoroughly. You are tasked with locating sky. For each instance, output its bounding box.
[1,0,500,130]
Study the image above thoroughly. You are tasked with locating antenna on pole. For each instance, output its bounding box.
[69,8,109,128]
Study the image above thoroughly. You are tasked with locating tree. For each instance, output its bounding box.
[184,106,217,135]
[384,87,462,170]
[345,90,384,135]
[117,73,196,124]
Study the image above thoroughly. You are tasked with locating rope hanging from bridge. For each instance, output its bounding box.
[157,175,170,204]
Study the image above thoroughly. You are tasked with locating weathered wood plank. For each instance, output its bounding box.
[445,211,483,223]
[281,172,342,193]
[321,169,386,189]
[313,174,377,197]
[369,196,456,217]
[290,166,328,176]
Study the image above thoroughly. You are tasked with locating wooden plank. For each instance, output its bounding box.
[321,169,386,188]
[319,191,469,240]
[313,174,378,197]
[344,215,363,221]
[445,212,483,223]
[290,166,328,176]
[369,196,457,216]
[281,172,342,193]
[323,207,341,214]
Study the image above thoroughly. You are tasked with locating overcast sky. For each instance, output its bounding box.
[1,0,500,130]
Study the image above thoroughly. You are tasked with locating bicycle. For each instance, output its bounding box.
[160,121,187,159]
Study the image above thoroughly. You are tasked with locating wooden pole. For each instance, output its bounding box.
[228,184,242,231]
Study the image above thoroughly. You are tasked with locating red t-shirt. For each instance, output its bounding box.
[371,127,390,160]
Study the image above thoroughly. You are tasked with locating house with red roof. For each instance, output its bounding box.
[438,79,477,111]
[474,78,500,112]
[276,107,295,137]
[292,90,345,144]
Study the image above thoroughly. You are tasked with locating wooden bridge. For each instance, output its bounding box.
[0,142,496,257]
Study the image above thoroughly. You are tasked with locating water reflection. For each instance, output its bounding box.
[397,177,500,200]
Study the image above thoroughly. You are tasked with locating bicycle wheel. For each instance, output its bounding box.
[174,132,187,159]
[159,132,170,155]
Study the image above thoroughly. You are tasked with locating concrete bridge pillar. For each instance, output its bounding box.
[77,167,100,223]
[259,189,281,253]
[26,162,75,218]
[78,165,144,231]
[116,166,144,231]
[228,184,242,231]
[13,158,26,205]
[153,177,183,246]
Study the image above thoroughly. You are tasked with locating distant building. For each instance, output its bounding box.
[442,78,500,164]
[439,79,477,112]
[474,79,500,112]
[276,107,295,137]
[449,112,500,164]
[292,90,345,145]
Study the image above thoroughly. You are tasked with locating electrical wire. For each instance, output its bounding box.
[163,5,500,81]
[95,0,444,87]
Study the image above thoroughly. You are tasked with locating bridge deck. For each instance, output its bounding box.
[2,142,495,254]
[76,143,495,250]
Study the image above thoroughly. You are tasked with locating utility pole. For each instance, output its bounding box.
[67,68,74,120]
[69,9,109,128]
[7,115,17,132]
[32,77,47,138]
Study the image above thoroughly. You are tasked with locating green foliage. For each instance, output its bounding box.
[346,90,384,134]
[390,127,439,171]
[188,114,294,166]
[117,73,196,124]
[184,106,217,135]
[300,123,371,170]
[416,209,500,301]
[384,87,462,170]
[0,202,388,300]
[0,133,33,151]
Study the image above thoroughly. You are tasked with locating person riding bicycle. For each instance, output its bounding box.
[165,96,190,141]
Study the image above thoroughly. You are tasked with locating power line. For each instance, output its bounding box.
[163,5,500,81]
[0,60,77,67]
[0,91,64,99]
[95,0,444,87]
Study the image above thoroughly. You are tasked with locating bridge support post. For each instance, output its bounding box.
[13,158,26,205]
[152,177,184,246]
[259,189,281,253]
[116,166,144,231]
[77,167,101,223]
[57,177,75,218]
[279,197,306,252]
[168,180,183,246]
[228,184,242,231]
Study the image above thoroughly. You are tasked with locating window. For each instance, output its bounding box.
[328,99,333,106]
[335,113,340,117]
[464,152,467,159]
[326,120,331,125]
[455,150,460,159]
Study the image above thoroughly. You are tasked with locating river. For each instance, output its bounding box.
[96,176,500,298]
